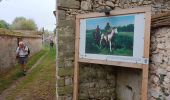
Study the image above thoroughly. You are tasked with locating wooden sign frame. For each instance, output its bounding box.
[73,7,151,100]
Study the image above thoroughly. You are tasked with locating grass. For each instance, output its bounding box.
[6,47,56,100]
[0,49,46,94]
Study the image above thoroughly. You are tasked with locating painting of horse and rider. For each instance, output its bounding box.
[85,15,135,56]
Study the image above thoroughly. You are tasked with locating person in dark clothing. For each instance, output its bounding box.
[50,39,54,50]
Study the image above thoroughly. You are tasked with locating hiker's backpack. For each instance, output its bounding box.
[27,47,30,56]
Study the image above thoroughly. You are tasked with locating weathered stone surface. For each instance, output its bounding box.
[58,0,80,9]
[58,96,66,100]
[58,85,73,95]
[157,68,167,75]
[58,10,66,20]
[149,27,170,99]
[58,68,73,77]
[58,78,65,87]
[65,77,73,85]
[81,0,92,10]
[65,96,72,100]
[116,68,142,100]
[79,64,116,99]
[58,20,75,29]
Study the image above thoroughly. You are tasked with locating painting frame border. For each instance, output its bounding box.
[73,7,151,100]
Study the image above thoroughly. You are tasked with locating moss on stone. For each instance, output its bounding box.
[58,68,73,77]
[58,78,65,87]
[0,28,23,36]
[58,85,73,95]
[0,28,41,38]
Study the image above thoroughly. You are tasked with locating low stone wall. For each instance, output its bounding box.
[0,30,42,74]
[57,0,170,100]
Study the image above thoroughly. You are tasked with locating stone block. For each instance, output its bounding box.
[150,91,160,98]
[65,94,72,100]
[58,0,80,9]
[58,85,73,95]
[58,20,75,29]
[106,1,115,7]
[168,58,170,65]
[58,78,65,87]
[64,60,73,68]
[157,68,167,75]
[58,10,66,20]
[58,67,73,77]
[58,27,75,37]
[81,0,92,10]
[65,77,73,85]
[58,96,66,100]
[79,95,89,100]
[167,72,170,78]
[166,96,170,100]
[58,52,74,60]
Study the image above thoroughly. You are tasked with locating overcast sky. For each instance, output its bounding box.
[0,0,56,31]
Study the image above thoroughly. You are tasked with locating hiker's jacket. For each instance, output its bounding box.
[16,46,28,57]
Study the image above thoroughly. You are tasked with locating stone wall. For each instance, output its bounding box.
[0,35,18,74]
[0,31,42,74]
[149,27,170,100]
[57,0,170,100]
[79,64,116,100]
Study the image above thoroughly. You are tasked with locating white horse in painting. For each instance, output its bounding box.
[100,27,118,52]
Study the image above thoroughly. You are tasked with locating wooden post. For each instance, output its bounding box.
[141,11,151,100]
[141,65,149,100]
[73,18,80,100]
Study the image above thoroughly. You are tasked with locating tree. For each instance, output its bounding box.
[0,20,10,29]
[12,17,37,30]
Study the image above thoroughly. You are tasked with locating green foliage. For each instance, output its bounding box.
[117,24,134,32]
[114,32,133,50]
[0,20,10,29]
[12,17,37,30]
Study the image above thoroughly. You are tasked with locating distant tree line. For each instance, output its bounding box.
[0,17,37,30]
[102,22,134,32]
[11,17,37,30]
[0,20,10,29]
[117,24,134,32]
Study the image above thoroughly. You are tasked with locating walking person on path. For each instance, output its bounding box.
[49,37,54,50]
[16,41,29,75]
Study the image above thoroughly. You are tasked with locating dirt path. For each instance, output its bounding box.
[0,52,48,100]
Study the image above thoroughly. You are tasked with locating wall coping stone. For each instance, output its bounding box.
[0,28,42,38]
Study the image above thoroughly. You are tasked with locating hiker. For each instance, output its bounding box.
[16,41,29,75]
[50,38,54,50]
